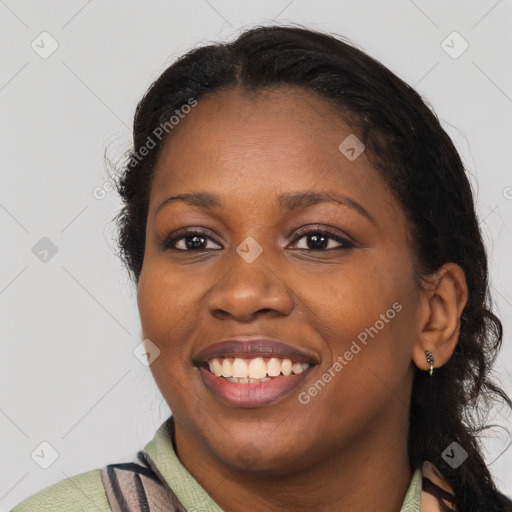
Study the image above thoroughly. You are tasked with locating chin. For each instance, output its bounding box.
[208,435,307,475]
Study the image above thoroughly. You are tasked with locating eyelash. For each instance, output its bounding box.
[161,226,355,252]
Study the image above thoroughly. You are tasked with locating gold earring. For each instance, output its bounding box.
[425,350,434,376]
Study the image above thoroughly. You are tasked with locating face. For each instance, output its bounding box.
[137,86,423,474]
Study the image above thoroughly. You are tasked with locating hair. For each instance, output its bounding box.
[112,24,512,511]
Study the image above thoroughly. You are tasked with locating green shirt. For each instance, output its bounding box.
[11,418,422,511]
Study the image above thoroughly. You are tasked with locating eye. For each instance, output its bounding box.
[289,227,355,251]
[161,226,355,252]
[162,229,222,251]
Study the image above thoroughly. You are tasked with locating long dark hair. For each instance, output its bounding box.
[112,24,512,511]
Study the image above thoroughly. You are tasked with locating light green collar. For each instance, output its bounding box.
[145,417,422,512]
[400,467,422,511]
[144,417,224,511]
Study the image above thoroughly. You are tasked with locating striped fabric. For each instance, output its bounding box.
[98,416,424,512]
[12,414,512,511]
[100,453,454,512]
[100,450,186,512]
[96,414,512,512]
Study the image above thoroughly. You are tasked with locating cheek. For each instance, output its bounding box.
[301,256,406,335]
[137,272,167,338]
[303,255,416,392]
[137,266,198,408]
[305,310,414,441]
[137,258,200,339]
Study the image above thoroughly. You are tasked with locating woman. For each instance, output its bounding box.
[12,24,512,512]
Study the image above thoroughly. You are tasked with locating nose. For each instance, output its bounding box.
[206,249,294,322]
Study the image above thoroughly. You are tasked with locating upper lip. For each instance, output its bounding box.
[193,336,319,365]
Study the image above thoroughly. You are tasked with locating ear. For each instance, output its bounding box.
[412,262,468,373]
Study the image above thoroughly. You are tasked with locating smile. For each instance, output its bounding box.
[192,337,318,407]
[206,356,311,382]
[195,356,315,407]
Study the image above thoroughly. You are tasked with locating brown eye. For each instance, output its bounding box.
[162,229,222,251]
[289,228,355,251]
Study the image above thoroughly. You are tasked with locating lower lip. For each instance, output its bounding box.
[197,366,314,407]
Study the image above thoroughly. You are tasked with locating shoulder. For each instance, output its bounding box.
[11,468,111,512]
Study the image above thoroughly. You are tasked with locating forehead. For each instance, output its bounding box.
[157,86,354,160]
[149,86,396,218]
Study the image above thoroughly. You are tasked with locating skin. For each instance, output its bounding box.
[137,86,468,512]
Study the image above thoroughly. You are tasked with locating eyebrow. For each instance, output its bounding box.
[154,190,376,225]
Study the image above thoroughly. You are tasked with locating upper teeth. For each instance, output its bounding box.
[208,357,310,379]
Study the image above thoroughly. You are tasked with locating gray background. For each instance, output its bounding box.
[1,0,511,508]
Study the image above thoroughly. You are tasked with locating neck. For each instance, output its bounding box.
[174,417,412,512]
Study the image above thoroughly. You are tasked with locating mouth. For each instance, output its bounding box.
[192,338,319,407]
[196,356,313,382]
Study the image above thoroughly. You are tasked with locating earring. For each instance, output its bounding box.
[425,350,434,376]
